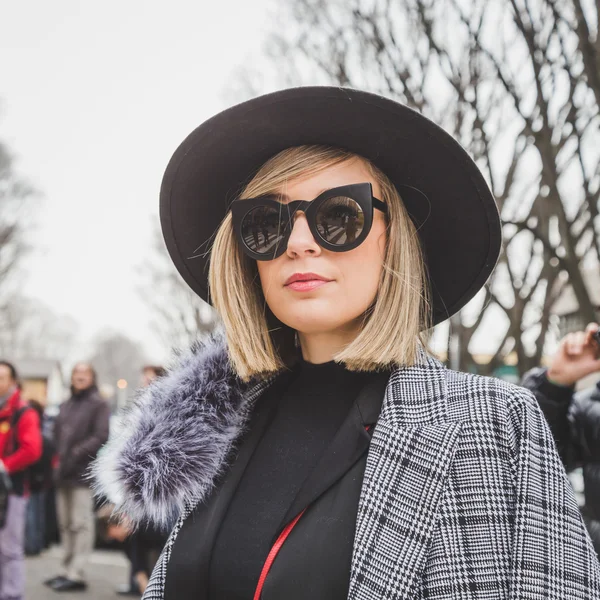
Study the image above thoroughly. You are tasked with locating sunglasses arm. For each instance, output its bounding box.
[372,197,387,213]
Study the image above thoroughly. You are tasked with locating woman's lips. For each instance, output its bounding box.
[286,279,331,292]
[284,272,333,292]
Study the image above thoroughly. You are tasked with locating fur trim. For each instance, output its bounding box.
[91,336,256,528]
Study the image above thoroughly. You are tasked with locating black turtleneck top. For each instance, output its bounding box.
[208,359,374,599]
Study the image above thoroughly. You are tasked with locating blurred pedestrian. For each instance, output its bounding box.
[42,408,61,550]
[109,515,169,598]
[116,365,168,597]
[521,322,600,555]
[24,399,56,555]
[44,363,110,592]
[0,361,42,600]
[141,365,166,388]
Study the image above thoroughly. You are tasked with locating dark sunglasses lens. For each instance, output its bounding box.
[316,196,365,246]
[240,206,287,255]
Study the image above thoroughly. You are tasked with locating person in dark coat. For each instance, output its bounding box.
[521,322,600,555]
[45,362,110,593]
[23,398,56,556]
[93,88,599,599]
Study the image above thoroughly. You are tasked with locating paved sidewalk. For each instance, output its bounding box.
[25,546,130,600]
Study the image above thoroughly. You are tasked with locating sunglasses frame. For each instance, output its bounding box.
[230,182,387,261]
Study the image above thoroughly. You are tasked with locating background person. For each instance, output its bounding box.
[141,365,166,388]
[521,322,600,555]
[109,515,169,598]
[0,361,42,600]
[45,362,110,593]
[23,398,56,556]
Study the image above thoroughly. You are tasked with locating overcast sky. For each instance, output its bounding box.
[1,0,274,362]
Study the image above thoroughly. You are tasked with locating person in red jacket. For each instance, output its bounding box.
[0,360,42,600]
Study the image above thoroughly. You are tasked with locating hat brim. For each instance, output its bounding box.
[160,87,502,325]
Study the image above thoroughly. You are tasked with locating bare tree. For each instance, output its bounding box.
[246,0,599,375]
[0,136,42,361]
[0,295,79,362]
[0,139,36,299]
[138,223,217,352]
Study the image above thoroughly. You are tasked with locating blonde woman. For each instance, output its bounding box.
[94,88,599,600]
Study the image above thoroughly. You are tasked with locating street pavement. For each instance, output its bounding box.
[25,546,130,600]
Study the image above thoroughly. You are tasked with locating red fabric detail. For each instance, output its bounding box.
[252,423,372,598]
[253,509,307,600]
[0,391,42,474]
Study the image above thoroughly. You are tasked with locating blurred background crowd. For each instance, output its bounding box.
[1,0,599,598]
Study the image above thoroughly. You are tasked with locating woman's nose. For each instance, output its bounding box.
[286,212,321,258]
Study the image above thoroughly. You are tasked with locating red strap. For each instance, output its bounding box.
[253,509,306,600]
[253,424,372,599]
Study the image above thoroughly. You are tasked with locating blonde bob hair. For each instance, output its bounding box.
[209,145,431,381]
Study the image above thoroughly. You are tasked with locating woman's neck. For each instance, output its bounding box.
[297,324,360,364]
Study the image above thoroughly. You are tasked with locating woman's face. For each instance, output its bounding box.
[256,159,387,337]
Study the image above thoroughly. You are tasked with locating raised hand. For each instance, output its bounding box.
[547,323,600,386]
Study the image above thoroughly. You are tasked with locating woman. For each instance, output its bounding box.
[94,88,599,599]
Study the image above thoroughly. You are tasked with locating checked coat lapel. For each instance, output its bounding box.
[349,351,462,600]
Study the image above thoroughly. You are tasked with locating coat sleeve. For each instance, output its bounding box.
[507,387,600,597]
[3,408,42,474]
[520,367,580,470]
[572,383,600,464]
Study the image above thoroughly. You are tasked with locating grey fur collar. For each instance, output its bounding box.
[91,337,268,528]
[92,337,439,528]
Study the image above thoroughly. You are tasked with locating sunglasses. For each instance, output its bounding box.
[230,183,387,261]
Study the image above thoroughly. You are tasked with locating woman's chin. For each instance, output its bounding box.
[281,312,353,335]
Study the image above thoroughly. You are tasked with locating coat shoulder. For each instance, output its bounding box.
[439,369,556,494]
[444,368,539,442]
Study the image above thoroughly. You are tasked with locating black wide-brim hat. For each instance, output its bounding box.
[160,86,502,324]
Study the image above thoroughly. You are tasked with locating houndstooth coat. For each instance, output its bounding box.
[93,340,600,599]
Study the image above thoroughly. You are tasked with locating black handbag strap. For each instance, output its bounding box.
[6,406,29,455]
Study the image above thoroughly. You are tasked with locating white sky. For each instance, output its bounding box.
[1,0,272,361]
